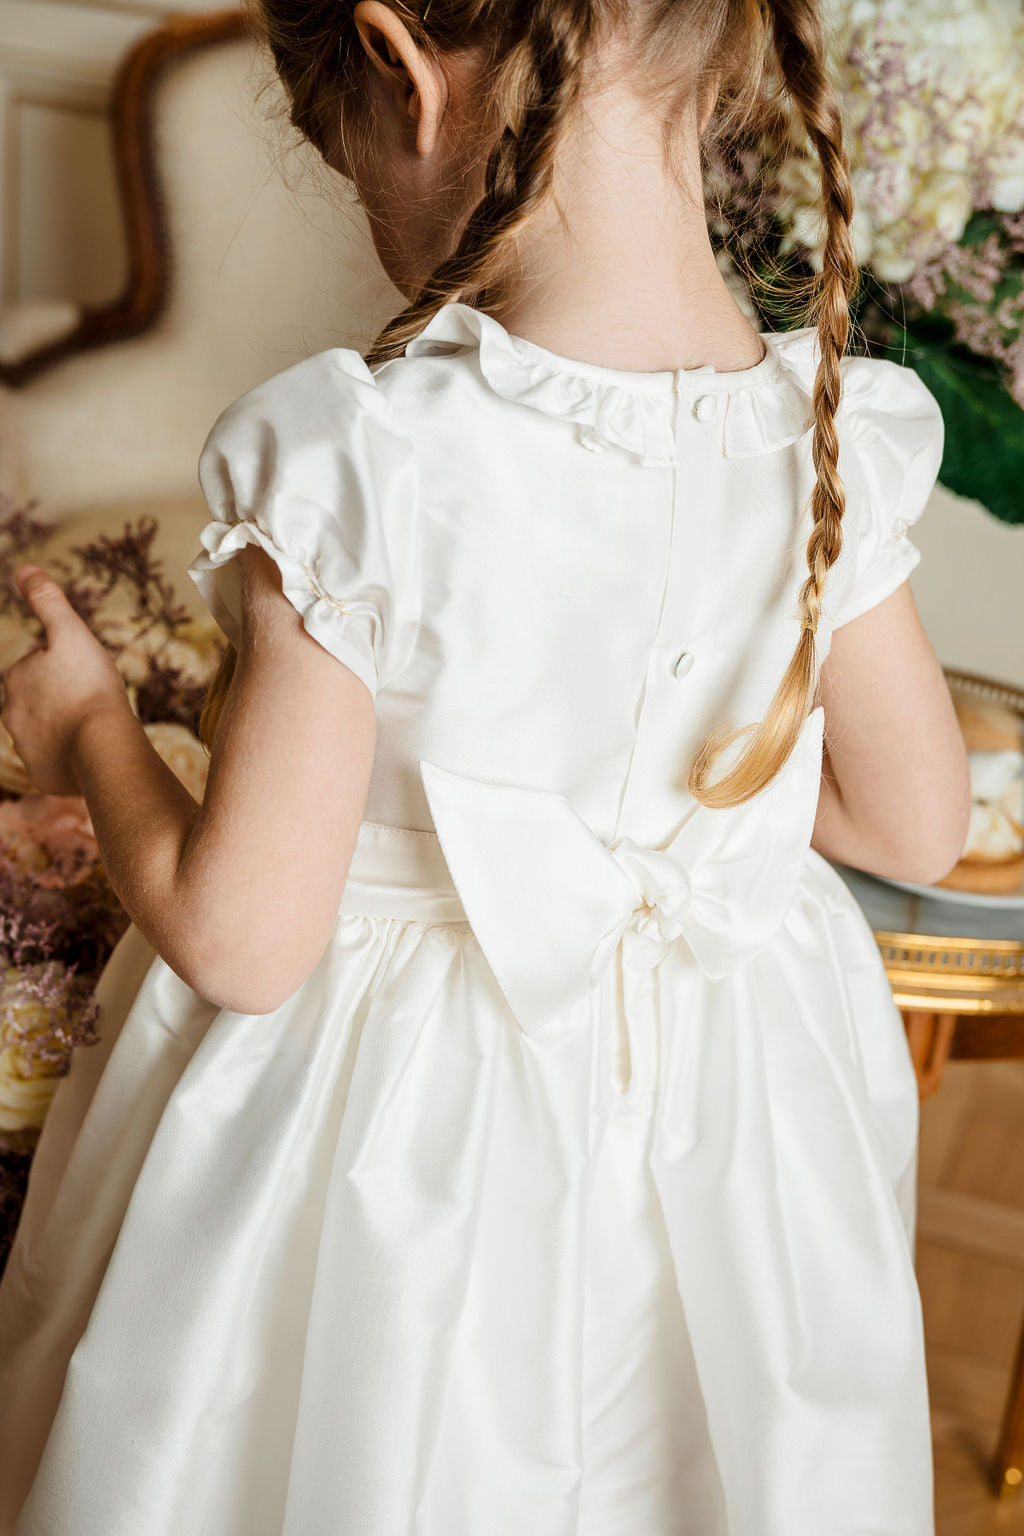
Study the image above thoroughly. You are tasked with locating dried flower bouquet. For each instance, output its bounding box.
[0,496,223,1273]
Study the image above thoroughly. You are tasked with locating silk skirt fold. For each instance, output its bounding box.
[0,841,931,1535]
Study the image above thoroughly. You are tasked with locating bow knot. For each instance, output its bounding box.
[419,708,825,1036]
[610,838,694,944]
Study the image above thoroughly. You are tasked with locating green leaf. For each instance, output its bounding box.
[882,325,1024,526]
[960,210,1004,247]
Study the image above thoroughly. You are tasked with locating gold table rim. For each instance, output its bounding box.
[873,928,1024,1016]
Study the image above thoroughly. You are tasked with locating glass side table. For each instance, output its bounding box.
[832,860,1024,1501]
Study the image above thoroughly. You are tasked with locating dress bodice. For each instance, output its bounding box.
[188,298,943,849]
[186,300,944,1031]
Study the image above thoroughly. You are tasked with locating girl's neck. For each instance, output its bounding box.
[486,76,766,378]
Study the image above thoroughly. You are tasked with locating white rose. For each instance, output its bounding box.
[870,234,918,285]
[914,170,975,246]
[143,722,209,803]
[0,967,71,1131]
[989,171,1024,213]
[987,139,1024,212]
[848,196,879,270]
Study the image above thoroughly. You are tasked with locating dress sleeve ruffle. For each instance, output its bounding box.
[187,349,419,698]
[827,355,945,629]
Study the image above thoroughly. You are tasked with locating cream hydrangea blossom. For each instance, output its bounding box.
[775,0,1024,280]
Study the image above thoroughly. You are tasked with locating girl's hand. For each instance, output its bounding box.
[0,564,132,796]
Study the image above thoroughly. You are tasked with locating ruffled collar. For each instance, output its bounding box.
[403,300,821,464]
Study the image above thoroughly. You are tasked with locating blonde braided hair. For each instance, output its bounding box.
[688,0,859,806]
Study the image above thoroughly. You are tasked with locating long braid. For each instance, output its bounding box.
[363,0,594,368]
[688,0,858,808]
[773,0,857,638]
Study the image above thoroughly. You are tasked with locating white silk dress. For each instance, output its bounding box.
[0,301,945,1535]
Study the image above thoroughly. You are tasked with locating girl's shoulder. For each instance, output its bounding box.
[768,329,947,630]
[198,319,945,538]
[192,347,420,696]
[201,345,406,458]
[771,326,944,443]
[197,342,419,542]
[766,325,945,470]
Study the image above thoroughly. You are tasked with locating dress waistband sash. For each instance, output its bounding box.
[339,821,469,925]
[334,707,826,1038]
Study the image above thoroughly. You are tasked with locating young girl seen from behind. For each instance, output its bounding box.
[0,1,971,1532]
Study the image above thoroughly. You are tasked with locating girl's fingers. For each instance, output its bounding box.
[16,565,74,639]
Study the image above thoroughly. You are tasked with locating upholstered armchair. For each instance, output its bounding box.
[0,11,402,592]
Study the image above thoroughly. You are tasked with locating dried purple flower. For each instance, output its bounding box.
[0,494,56,613]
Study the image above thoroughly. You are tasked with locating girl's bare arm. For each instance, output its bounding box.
[810,579,972,884]
[4,546,376,1014]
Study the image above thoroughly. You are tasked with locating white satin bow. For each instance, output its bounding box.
[420,707,825,1035]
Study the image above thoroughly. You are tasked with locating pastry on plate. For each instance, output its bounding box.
[935,691,1024,894]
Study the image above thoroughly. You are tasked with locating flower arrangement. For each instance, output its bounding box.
[0,495,223,1273]
[707,0,1024,524]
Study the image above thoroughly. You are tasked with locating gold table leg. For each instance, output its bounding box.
[993,1315,1024,1500]
[902,1009,959,1100]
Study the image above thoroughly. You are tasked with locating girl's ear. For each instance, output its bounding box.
[353,0,448,158]
[698,73,722,135]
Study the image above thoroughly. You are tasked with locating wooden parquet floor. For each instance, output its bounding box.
[920,1059,1024,1531]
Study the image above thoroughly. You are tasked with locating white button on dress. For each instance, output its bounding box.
[0,297,948,1536]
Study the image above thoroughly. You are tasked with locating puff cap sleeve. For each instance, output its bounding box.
[187,349,419,698]
[827,355,945,629]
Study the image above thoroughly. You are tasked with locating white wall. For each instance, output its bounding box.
[912,487,1024,688]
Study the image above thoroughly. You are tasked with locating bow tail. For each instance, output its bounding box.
[419,705,825,1033]
[419,763,638,1035]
